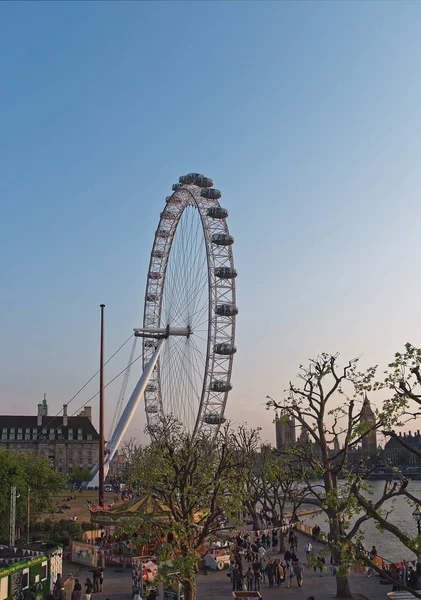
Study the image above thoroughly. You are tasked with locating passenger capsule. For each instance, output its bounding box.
[156,230,171,238]
[212,233,234,246]
[147,294,159,302]
[152,250,165,258]
[204,413,226,425]
[179,173,213,187]
[195,175,213,188]
[149,271,162,280]
[215,267,237,279]
[215,304,239,317]
[214,343,237,355]
[210,381,233,392]
[207,206,228,219]
[172,183,183,192]
[201,188,222,200]
[160,211,177,220]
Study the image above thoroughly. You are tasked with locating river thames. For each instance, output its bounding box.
[296,480,421,563]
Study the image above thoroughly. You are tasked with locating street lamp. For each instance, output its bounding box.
[412,506,421,535]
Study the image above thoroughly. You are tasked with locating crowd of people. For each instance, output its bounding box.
[228,527,308,592]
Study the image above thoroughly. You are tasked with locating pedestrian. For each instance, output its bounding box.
[254,568,262,592]
[93,568,101,593]
[272,535,278,552]
[99,567,104,592]
[294,560,304,587]
[305,541,313,561]
[55,574,65,600]
[24,586,36,600]
[284,549,292,565]
[266,560,275,587]
[71,580,82,600]
[84,578,93,600]
[275,560,284,586]
[261,557,267,583]
[286,563,295,588]
[232,565,242,592]
[318,555,325,577]
[246,567,254,591]
[368,546,377,577]
[408,566,417,589]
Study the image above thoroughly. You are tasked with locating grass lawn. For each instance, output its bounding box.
[43,491,119,523]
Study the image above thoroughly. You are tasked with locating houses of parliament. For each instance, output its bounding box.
[275,394,377,462]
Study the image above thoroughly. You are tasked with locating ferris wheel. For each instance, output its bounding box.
[137,173,238,437]
[91,173,237,483]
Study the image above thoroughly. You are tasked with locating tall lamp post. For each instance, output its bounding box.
[412,505,421,535]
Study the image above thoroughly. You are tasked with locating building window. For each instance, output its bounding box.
[25,434,30,440]
[17,434,23,440]
[32,428,38,434]
[1,434,7,440]
[78,434,83,440]
[68,430,73,440]
[41,563,47,580]
[9,434,15,440]
[25,428,30,433]
[58,428,62,435]
[2,428,7,433]
[86,434,92,441]
[42,428,47,434]
[17,428,22,434]
[21,569,29,590]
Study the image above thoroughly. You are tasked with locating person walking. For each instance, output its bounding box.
[71,580,82,600]
[286,563,295,588]
[84,578,93,600]
[232,565,242,592]
[305,541,313,562]
[99,567,104,593]
[55,574,65,600]
[246,567,254,591]
[275,560,284,586]
[253,567,262,592]
[294,560,304,587]
[266,560,275,587]
[93,568,101,593]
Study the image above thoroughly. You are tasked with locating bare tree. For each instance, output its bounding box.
[267,352,413,599]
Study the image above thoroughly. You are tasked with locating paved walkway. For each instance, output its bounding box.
[63,531,394,600]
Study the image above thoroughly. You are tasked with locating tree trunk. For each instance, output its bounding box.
[182,577,196,600]
[279,531,286,552]
[335,574,354,599]
[251,512,260,531]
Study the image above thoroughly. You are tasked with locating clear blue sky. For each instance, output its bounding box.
[2,1,421,444]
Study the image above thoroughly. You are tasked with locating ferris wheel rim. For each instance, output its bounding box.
[141,176,237,437]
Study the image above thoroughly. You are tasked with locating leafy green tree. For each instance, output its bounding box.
[0,448,65,542]
[68,468,92,485]
[126,418,254,600]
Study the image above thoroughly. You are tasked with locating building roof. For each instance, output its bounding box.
[385,432,421,449]
[0,415,99,441]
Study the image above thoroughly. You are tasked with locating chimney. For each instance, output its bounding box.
[63,404,68,427]
[83,406,92,423]
[37,404,43,427]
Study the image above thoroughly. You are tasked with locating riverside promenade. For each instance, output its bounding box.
[65,530,393,600]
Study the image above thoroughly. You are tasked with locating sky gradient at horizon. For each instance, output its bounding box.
[2,1,421,445]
